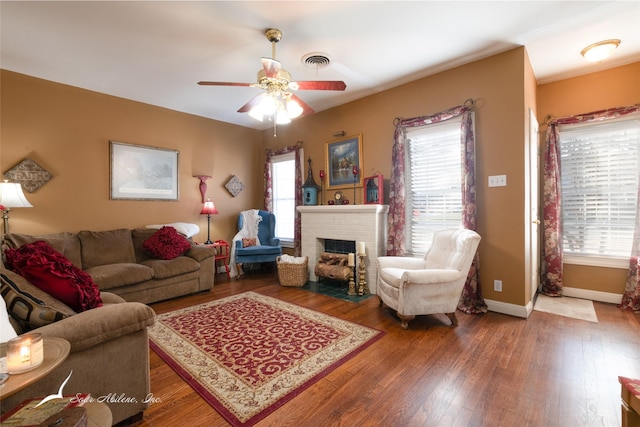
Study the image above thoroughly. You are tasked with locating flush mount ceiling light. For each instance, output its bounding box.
[580,39,621,63]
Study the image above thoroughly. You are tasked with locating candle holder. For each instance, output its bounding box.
[357,254,369,296]
[319,170,325,205]
[7,333,43,374]
[347,252,356,295]
[352,166,358,204]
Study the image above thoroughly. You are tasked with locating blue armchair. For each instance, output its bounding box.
[233,210,282,272]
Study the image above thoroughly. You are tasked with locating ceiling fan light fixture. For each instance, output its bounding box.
[581,39,621,62]
[286,97,303,119]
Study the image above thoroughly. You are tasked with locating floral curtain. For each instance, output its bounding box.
[621,183,640,312]
[388,99,486,313]
[542,104,640,304]
[541,121,563,296]
[264,143,303,256]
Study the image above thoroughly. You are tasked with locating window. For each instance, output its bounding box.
[270,151,298,247]
[559,114,639,267]
[405,117,464,255]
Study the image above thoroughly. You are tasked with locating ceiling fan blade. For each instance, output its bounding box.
[290,94,315,116]
[290,81,347,91]
[198,81,253,87]
[237,93,266,113]
[261,58,281,78]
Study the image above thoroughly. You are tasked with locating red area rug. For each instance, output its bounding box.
[148,291,383,426]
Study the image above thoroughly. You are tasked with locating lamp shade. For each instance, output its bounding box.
[0,181,33,208]
[200,199,219,215]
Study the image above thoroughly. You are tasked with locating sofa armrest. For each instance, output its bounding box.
[30,302,155,352]
[100,291,126,304]
[185,244,215,262]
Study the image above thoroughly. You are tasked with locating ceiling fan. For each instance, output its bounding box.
[198,28,347,125]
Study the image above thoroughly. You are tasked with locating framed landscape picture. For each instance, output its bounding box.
[110,141,179,201]
[324,134,363,190]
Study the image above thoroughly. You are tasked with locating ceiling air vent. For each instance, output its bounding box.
[302,52,331,69]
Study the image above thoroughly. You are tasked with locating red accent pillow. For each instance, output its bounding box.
[143,226,192,260]
[242,238,257,247]
[4,240,103,312]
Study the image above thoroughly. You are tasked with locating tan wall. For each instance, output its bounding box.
[264,47,530,306]
[537,62,640,295]
[3,55,636,306]
[1,70,263,245]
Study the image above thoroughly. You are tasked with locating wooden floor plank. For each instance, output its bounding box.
[131,272,640,427]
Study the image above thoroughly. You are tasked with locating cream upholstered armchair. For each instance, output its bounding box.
[376,228,481,329]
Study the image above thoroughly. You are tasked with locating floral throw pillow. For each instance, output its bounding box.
[242,238,257,248]
[4,240,103,313]
[143,226,192,260]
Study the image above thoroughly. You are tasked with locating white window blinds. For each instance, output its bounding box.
[405,117,463,255]
[271,152,297,244]
[559,114,640,259]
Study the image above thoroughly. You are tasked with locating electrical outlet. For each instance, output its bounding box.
[494,279,503,292]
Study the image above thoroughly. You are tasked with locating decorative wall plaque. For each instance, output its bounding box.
[224,175,244,197]
[3,158,53,193]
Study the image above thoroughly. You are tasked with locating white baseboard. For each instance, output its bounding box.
[561,286,622,305]
[484,299,529,318]
[484,287,622,320]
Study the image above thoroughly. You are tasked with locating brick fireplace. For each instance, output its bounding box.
[297,205,388,293]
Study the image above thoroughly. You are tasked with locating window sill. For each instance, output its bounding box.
[280,239,294,249]
[563,254,629,270]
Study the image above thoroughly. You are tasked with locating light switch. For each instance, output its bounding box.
[488,175,507,187]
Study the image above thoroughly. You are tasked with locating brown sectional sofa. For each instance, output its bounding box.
[1,268,156,425]
[4,227,216,304]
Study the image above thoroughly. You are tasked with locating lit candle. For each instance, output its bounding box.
[357,242,366,255]
[7,333,44,374]
[347,253,355,267]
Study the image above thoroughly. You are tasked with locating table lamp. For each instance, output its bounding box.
[200,198,219,244]
[0,181,33,235]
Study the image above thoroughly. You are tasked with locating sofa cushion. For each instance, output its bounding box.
[0,271,76,332]
[3,232,83,268]
[78,229,136,268]
[140,256,200,279]
[132,228,158,262]
[5,241,103,312]
[143,226,191,260]
[84,263,154,291]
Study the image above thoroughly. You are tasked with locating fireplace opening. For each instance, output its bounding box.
[323,239,355,255]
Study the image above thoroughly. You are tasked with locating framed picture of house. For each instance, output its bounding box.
[363,174,384,204]
[324,134,364,190]
[110,141,179,201]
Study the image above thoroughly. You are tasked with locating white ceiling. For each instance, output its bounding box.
[2,1,639,131]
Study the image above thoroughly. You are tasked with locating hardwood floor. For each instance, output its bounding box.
[135,272,640,427]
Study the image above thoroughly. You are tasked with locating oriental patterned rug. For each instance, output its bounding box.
[148,291,383,426]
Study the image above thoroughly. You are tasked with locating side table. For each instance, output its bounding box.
[207,240,230,279]
[0,337,70,398]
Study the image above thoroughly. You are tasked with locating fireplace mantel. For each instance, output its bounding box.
[297,205,388,292]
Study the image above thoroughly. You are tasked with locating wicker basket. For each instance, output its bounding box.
[276,256,309,287]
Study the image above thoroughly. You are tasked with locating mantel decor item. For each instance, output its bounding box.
[364,174,384,204]
[325,134,363,190]
[302,158,321,205]
[224,175,244,197]
[3,158,53,193]
[110,141,179,201]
